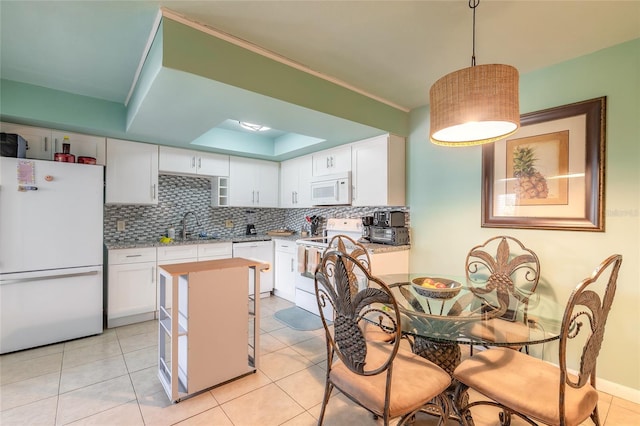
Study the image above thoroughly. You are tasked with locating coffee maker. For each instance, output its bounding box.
[245,210,257,236]
[361,216,374,241]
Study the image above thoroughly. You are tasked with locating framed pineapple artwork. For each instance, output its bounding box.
[481,97,606,231]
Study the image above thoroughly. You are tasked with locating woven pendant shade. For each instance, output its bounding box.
[429,64,520,146]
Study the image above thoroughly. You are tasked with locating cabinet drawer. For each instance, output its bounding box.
[157,245,199,261]
[109,247,156,264]
[274,239,297,254]
[198,242,232,259]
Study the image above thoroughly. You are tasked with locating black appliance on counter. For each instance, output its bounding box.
[1,133,28,158]
[368,211,409,245]
[369,226,410,246]
[361,216,374,241]
[245,210,257,235]
[373,211,405,227]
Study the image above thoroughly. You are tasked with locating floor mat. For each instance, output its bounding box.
[273,306,326,331]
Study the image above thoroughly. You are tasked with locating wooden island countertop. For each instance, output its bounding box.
[158,257,269,275]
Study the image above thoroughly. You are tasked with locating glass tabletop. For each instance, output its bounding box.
[377,273,563,347]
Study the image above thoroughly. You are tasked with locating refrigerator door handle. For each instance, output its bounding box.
[0,270,99,285]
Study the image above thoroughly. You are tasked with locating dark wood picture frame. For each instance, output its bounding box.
[481,97,606,231]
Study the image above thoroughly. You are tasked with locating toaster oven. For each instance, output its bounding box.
[369,226,410,245]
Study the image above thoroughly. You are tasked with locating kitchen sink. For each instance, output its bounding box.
[175,235,220,242]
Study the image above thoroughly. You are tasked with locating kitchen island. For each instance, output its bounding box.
[157,257,268,403]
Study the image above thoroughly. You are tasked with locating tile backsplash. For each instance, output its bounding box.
[104,174,408,242]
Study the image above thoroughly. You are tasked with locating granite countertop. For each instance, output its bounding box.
[104,233,410,253]
[104,234,297,250]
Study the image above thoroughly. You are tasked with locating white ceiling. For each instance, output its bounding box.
[1,1,639,158]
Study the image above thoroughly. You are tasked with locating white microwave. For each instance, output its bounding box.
[310,172,352,206]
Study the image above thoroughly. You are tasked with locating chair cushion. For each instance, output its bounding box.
[453,347,598,426]
[330,341,451,418]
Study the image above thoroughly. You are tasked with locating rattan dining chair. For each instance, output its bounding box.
[465,236,541,353]
[453,254,622,426]
[314,249,452,425]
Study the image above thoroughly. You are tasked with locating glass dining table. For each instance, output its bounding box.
[373,273,564,420]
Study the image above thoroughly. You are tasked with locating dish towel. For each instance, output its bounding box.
[297,246,307,273]
[307,248,320,275]
[307,248,319,273]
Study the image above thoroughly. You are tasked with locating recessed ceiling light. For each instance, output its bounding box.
[239,121,271,132]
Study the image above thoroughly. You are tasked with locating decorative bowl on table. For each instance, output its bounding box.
[411,277,462,299]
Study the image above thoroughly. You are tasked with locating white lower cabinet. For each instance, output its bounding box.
[107,247,157,328]
[156,245,198,312]
[197,242,232,261]
[108,242,234,329]
[232,241,274,296]
[274,239,297,302]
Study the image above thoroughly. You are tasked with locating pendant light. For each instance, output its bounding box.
[429,0,520,146]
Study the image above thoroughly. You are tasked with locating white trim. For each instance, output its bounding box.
[596,377,640,404]
[160,7,410,113]
[125,9,163,107]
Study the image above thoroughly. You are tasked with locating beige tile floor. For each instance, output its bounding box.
[1,295,639,426]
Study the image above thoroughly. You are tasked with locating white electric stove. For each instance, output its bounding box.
[294,218,364,318]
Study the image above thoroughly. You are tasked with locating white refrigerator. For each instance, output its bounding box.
[0,157,104,354]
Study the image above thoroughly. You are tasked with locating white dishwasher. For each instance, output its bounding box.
[232,240,274,297]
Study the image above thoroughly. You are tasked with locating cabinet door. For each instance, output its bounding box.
[351,134,405,206]
[229,157,279,207]
[108,261,156,323]
[280,155,312,208]
[312,145,351,176]
[296,155,313,207]
[197,242,232,260]
[274,240,297,302]
[279,159,298,208]
[255,160,279,207]
[228,157,256,206]
[1,122,53,160]
[51,130,106,165]
[197,152,229,176]
[105,138,159,205]
[159,146,196,174]
[352,136,388,206]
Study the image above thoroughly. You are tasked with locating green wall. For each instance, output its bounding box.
[407,38,640,397]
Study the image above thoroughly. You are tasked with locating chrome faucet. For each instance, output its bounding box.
[181,211,201,240]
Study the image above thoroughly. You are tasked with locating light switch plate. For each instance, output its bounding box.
[117,220,125,231]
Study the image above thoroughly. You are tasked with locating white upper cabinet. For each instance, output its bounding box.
[1,123,53,160]
[159,146,229,177]
[50,130,106,164]
[312,145,351,176]
[280,155,313,208]
[229,157,279,207]
[105,138,159,205]
[351,134,405,206]
[1,122,105,164]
